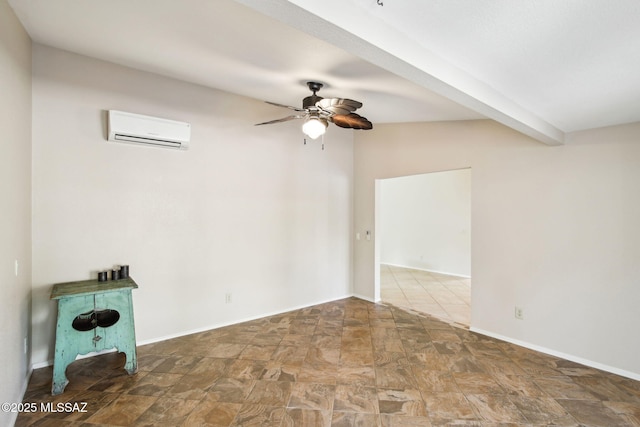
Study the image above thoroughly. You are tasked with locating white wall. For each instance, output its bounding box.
[0,1,32,425]
[31,45,353,366]
[355,119,640,379]
[379,169,471,276]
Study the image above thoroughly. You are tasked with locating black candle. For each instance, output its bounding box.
[111,269,120,280]
[120,265,129,279]
[98,271,107,282]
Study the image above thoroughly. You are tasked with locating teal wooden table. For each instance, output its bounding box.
[50,277,138,395]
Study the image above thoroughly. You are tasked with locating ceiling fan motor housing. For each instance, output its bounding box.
[303,81,324,109]
[303,94,323,109]
[255,80,372,131]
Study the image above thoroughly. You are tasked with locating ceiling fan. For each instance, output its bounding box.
[255,82,373,139]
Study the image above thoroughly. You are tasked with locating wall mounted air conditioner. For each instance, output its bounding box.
[107,110,190,150]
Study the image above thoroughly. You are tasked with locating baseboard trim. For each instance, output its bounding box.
[382,262,471,279]
[137,293,354,346]
[32,348,119,370]
[28,296,639,388]
[32,360,52,370]
[31,293,355,370]
[351,292,377,303]
[9,369,33,426]
[470,327,640,381]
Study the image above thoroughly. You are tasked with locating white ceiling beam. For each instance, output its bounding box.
[235,0,565,146]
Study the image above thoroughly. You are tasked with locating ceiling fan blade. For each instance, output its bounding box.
[318,105,352,116]
[255,115,304,126]
[265,101,306,112]
[317,98,363,115]
[330,113,373,130]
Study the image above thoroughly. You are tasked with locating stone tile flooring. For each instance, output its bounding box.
[381,265,471,327]
[17,297,640,426]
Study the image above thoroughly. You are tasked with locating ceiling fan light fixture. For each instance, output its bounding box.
[256,81,372,138]
[302,116,327,139]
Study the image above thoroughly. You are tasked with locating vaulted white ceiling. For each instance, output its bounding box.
[9,0,640,145]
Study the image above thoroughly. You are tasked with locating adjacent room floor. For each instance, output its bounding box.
[381,264,471,327]
[17,297,640,426]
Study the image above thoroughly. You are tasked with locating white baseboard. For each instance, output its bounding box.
[32,360,51,370]
[470,327,640,381]
[31,293,355,369]
[28,296,639,388]
[32,348,119,370]
[8,369,33,427]
[382,262,471,279]
[138,293,354,346]
[351,292,377,303]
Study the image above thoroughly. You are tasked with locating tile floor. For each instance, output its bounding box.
[17,297,640,426]
[381,265,471,327]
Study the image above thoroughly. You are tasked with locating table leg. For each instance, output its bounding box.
[51,349,75,395]
[119,341,138,375]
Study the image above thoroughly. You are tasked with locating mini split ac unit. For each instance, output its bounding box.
[107,110,191,150]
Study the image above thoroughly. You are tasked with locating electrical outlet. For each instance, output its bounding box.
[225,293,232,304]
[15,260,19,277]
[515,306,524,320]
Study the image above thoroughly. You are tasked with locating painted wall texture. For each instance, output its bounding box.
[0,1,32,425]
[379,169,471,277]
[31,45,353,367]
[4,12,639,418]
[354,120,640,378]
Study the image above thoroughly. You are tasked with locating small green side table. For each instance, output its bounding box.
[50,277,138,395]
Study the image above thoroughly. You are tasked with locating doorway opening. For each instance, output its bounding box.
[374,168,471,327]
